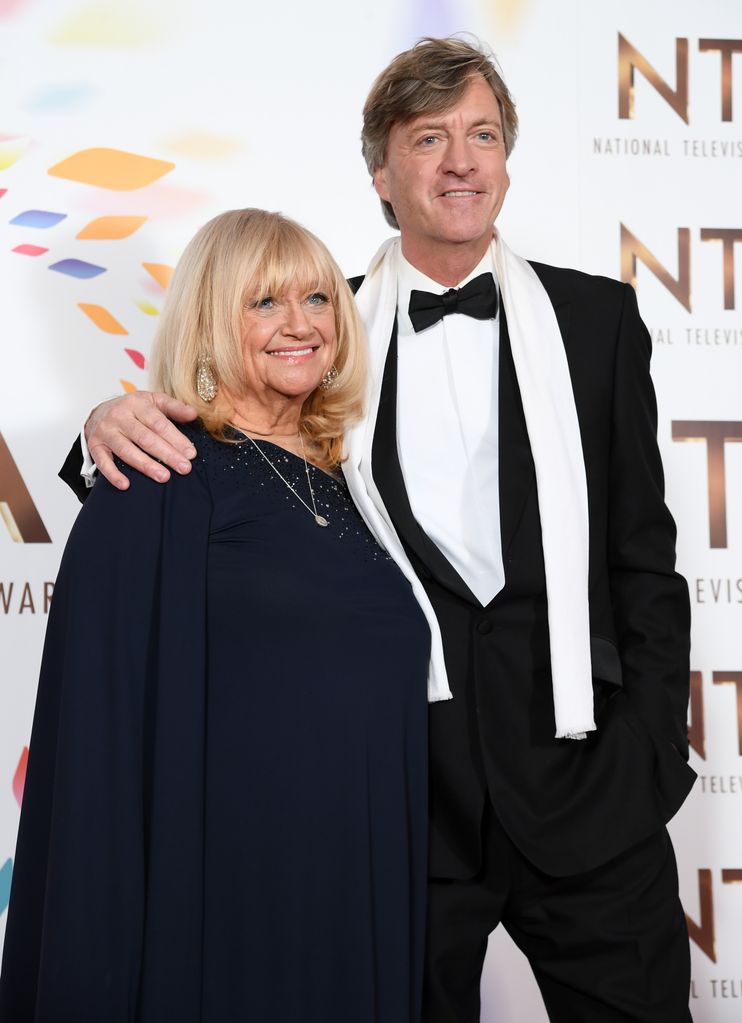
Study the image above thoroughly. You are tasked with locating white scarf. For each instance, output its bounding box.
[354,232,595,739]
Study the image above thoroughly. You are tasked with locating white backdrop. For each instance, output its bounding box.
[1,0,740,1018]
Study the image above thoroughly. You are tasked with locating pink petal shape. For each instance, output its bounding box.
[12,747,28,807]
[12,243,48,256]
[124,348,145,369]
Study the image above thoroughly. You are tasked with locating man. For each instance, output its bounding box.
[60,37,695,1023]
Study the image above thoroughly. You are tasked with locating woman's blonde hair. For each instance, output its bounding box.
[149,208,367,472]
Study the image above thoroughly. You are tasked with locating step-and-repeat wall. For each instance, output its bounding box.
[1,0,739,1018]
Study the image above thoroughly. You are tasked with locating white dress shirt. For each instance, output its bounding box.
[396,252,504,606]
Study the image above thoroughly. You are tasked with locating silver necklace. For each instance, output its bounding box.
[240,429,329,527]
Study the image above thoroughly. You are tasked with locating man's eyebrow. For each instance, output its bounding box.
[404,116,502,134]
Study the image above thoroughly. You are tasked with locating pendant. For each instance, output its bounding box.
[315,515,329,527]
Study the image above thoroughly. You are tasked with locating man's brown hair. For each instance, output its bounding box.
[361,35,518,229]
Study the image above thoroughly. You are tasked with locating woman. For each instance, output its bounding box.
[0,210,430,1022]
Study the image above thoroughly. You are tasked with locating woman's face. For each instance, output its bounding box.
[239,284,338,406]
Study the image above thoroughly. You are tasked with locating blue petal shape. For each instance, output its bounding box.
[49,258,107,279]
[0,858,12,916]
[27,84,96,112]
[10,209,67,229]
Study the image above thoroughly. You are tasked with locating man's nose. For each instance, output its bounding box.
[441,135,475,177]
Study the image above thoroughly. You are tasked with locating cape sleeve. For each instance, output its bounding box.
[0,458,212,1023]
[58,434,89,503]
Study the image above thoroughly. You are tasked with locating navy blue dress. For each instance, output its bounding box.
[0,423,430,1023]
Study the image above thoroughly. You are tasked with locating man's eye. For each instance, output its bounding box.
[419,135,438,146]
[307,292,329,306]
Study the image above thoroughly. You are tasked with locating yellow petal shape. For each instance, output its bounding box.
[77,215,147,240]
[142,262,173,289]
[49,148,174,191]
[121,379,137,393]
[49,1,172,48]
[0,135,30,171]
[78,303,128,335]
[136,300,159,315]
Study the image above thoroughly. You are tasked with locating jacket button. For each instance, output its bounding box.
[476,619,493,635]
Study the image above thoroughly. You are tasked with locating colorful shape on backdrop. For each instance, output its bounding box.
[121,380,137,393]
[12,747,28,807]
[49,258,106,279]
[480,0,531,38]
[49,148,174,191]
[27,83,96,112]
[71,182,210,221]
[78,303,127,334]
[161,131,243,161]
[125,348,145,369]
[405,0,460,41]
[77,214,147,239]
[142,262,173,289]
[0,859,11,916]
[12,244,48,256]
[49,1,174,48]
[10,209,66,228]
[0,0,28,16]
[136,299,159,315]
[0,135,30,171]
[0,189,7,198]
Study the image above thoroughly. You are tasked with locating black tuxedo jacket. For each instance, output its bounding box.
[349,262,695,879]
[60,262,695,881]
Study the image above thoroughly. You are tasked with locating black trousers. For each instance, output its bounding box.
[422,807,692,1022]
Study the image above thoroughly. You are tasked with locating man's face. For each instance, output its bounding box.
[373,76,509,272]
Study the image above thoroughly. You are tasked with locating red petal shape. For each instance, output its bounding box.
[124,348,145,369]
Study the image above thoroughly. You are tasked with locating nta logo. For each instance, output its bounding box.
[0,432,51,543]
[619,33,742,122]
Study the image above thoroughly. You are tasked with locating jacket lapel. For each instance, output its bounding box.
[370,320,480,603]
[498,284,571,558]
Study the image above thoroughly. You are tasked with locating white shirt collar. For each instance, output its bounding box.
[397,249,496,335]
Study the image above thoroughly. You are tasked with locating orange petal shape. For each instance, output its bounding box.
[77,215,147,240]
[12,747,28,808]
[49,147,174,191]
[125,348,145,369]
[121,379,137,393]
[78,303,128,335]
[161,131,242,161]
[142,262,173,289]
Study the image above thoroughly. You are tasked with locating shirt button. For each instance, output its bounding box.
[476,619,493,635]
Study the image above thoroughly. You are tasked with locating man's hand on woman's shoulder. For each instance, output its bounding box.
[85,391,199,491]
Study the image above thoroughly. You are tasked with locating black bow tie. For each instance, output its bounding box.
[407,272,498,333]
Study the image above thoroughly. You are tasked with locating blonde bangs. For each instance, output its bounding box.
[242,222,340,310]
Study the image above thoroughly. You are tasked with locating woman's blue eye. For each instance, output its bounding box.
[255,297,273,309]
[308,292,329,305]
